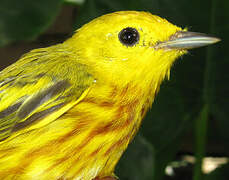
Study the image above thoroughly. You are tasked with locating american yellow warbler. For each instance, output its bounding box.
[0,11,220,179]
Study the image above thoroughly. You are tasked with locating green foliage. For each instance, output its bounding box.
[0,0,63,46]
[65,0,85,5]
[116,135,155,180]
[0,0,228,179]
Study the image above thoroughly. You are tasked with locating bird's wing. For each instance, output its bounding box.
[0,47,94,141]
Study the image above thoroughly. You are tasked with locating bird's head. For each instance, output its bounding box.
[66,11,220,89]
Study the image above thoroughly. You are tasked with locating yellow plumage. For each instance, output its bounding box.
[0,11,219,179]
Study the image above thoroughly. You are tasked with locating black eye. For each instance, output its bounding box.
[119,27,139,47]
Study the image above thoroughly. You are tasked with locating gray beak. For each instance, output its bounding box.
[155,31,221,50]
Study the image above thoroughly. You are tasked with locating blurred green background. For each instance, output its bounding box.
[0,0,228,180]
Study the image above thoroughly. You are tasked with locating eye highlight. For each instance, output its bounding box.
[118,27,139,47]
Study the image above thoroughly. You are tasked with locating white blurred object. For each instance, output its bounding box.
[165,155,228,177]
[202,157,228,173]
[183,155,228,174]
[165,166,175,176]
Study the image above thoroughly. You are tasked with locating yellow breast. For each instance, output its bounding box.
[0,82,148,180]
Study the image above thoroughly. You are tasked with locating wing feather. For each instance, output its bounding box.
[0,45,94,141]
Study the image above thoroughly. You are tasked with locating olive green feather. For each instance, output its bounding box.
[0,44,94,141]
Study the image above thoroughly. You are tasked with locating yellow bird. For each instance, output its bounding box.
[0,11,219,180]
